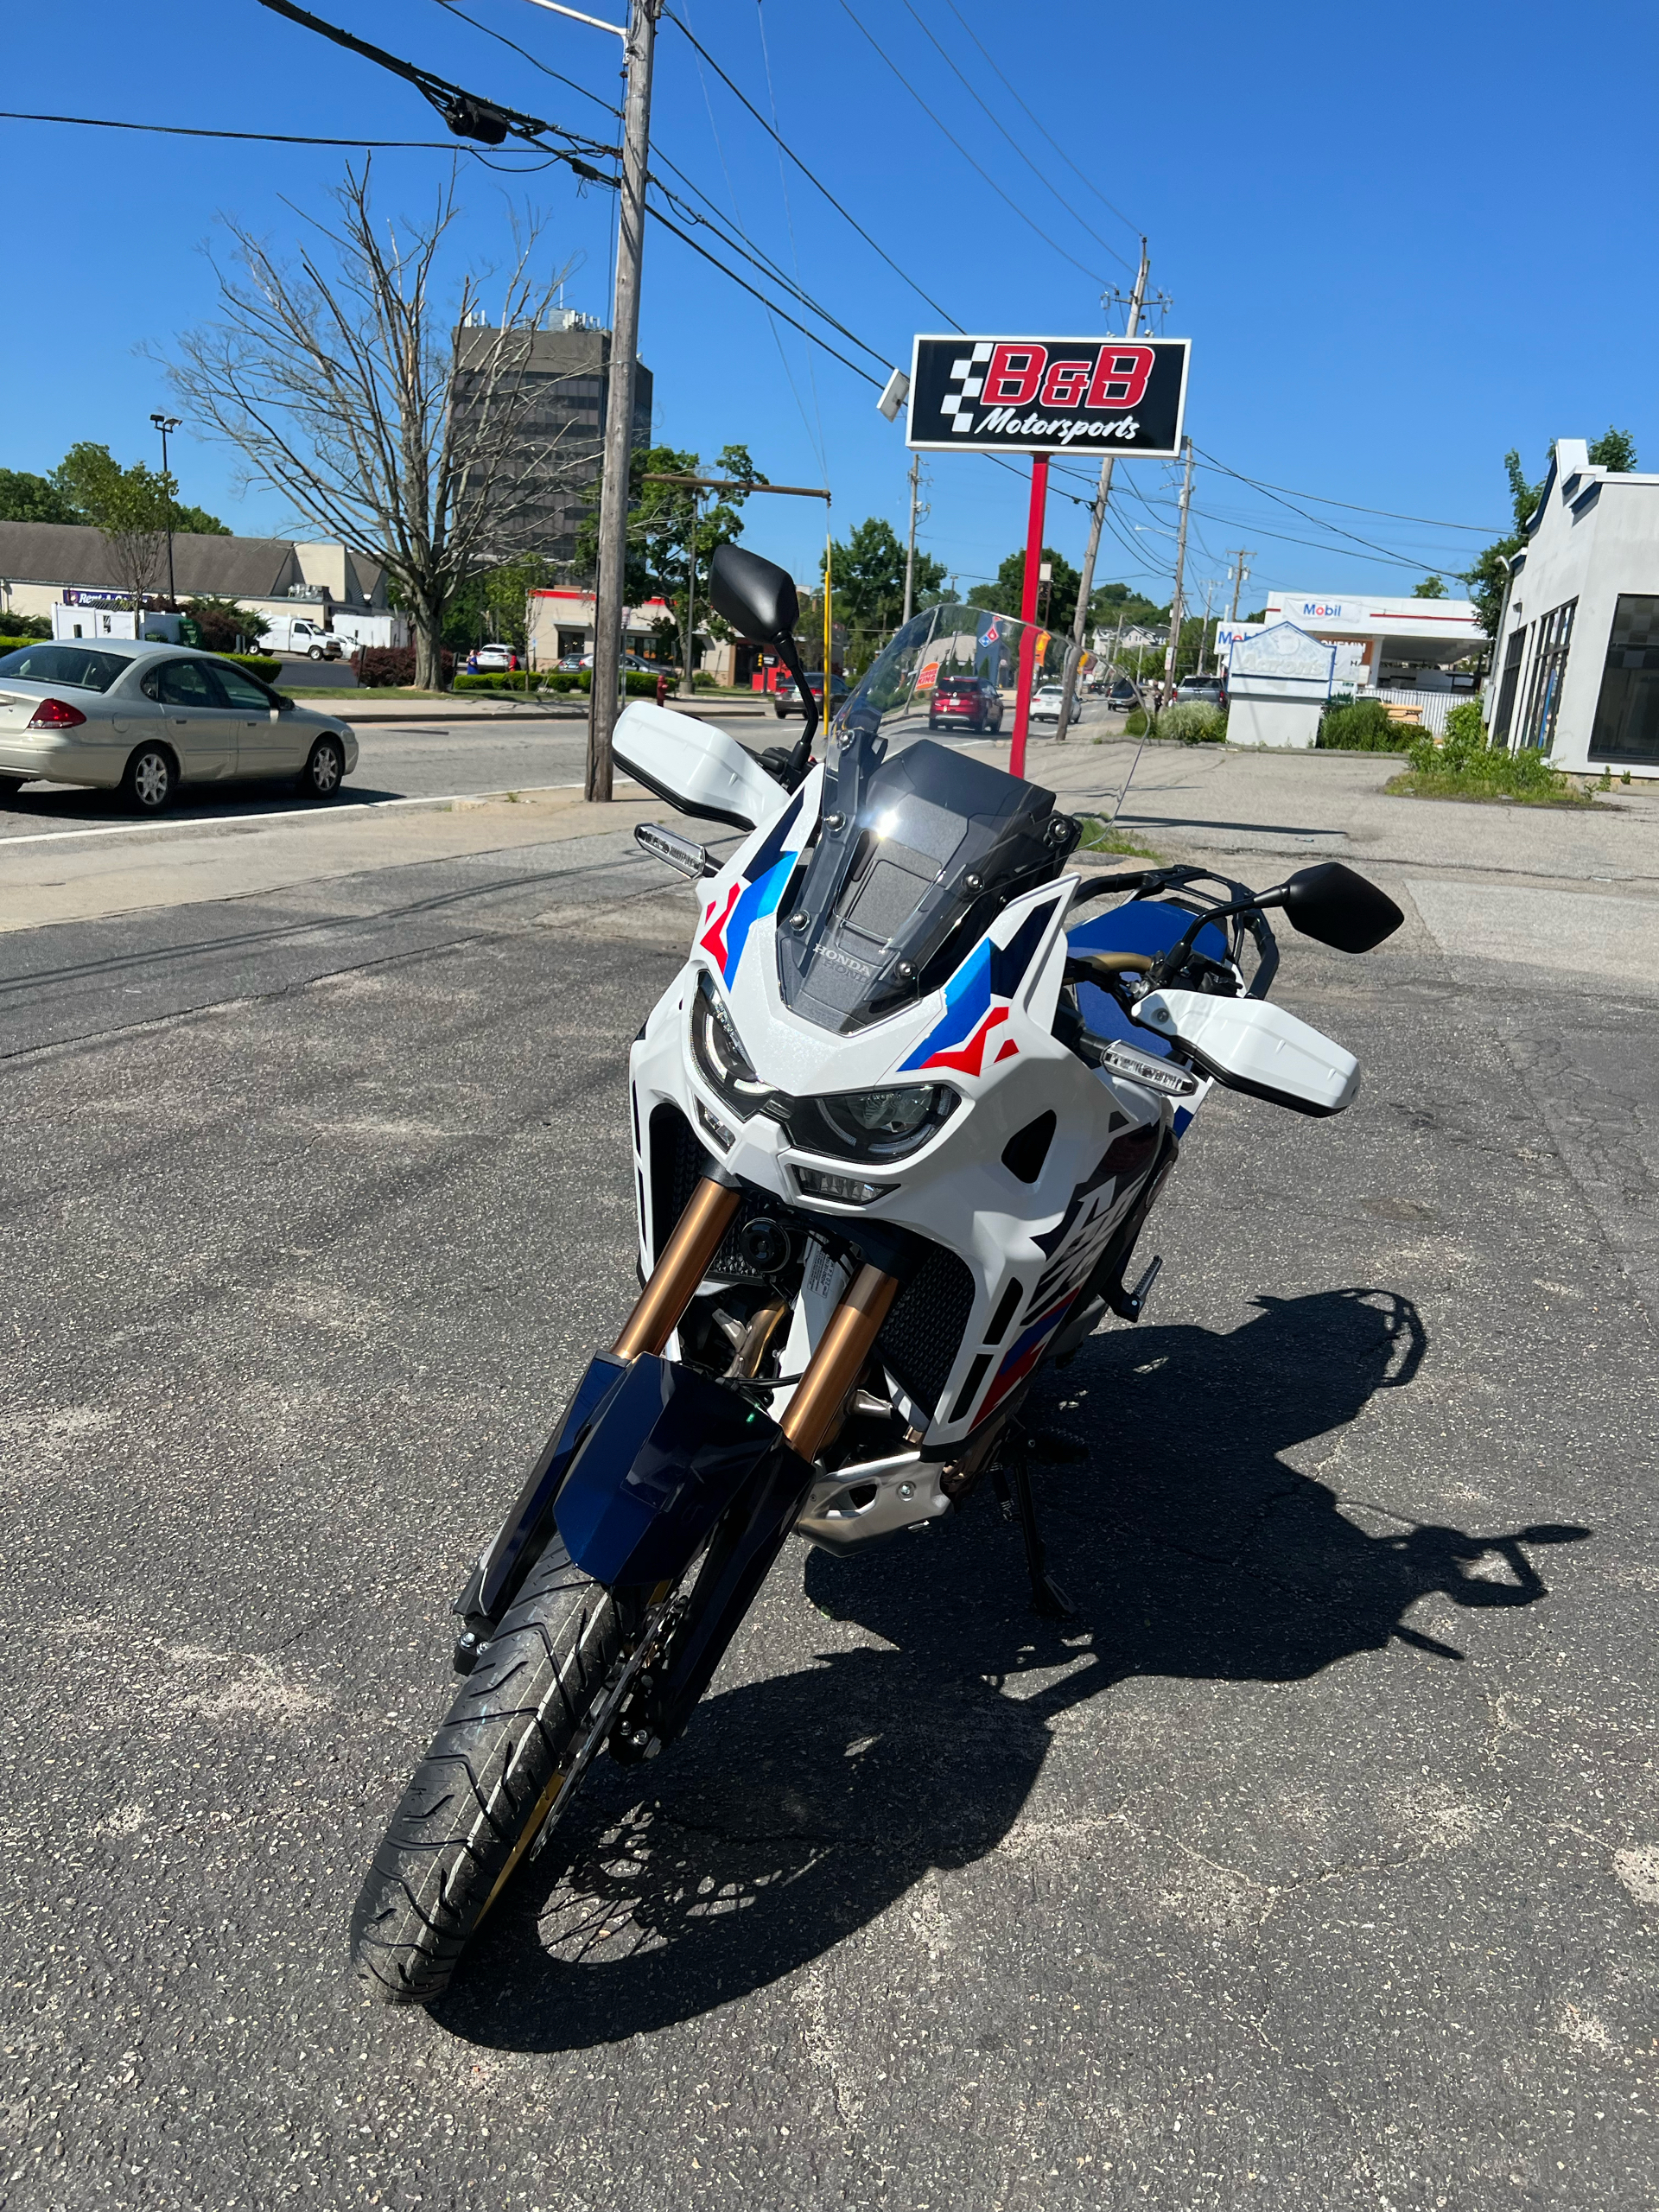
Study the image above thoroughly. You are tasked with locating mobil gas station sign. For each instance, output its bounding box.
[906,334,1189,456]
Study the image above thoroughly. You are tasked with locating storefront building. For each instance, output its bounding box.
[1485,436,1659,777]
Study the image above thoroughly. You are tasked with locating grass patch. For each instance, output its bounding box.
[1385,766,1597,807]
[1076,815,1161,860]
[1387,702,1598,806]
[1120,707,1148,736]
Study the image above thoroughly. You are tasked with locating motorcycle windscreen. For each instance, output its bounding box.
[776,734,1068,1034]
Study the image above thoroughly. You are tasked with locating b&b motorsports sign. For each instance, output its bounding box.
[906,334,1190,457]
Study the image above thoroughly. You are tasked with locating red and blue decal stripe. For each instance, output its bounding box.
[697,791,805,988]
[976,1292,1076,1421]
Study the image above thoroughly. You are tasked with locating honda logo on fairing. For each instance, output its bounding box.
[906,334,1190,458]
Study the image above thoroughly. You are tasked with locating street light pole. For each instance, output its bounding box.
[588,0,661,801]
[150,411,181,607]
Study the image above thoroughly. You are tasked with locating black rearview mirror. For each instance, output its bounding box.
[709,544,799,644]
[709,543,818,772]
[1277,862,1403,954]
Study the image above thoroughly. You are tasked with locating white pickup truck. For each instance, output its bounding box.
[268,616,348,661]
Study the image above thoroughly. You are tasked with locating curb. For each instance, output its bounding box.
[0,781,649,853]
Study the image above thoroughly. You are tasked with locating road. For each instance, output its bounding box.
[0,700,1114,843]
[2,751,1656,2210]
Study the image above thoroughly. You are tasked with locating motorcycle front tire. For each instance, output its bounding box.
[350,1536,626,2005]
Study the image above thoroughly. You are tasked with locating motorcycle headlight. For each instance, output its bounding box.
[690,972,773,1120]
[788,1083,958,1163]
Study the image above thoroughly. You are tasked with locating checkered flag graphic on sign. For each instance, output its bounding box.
[935,342,995,434]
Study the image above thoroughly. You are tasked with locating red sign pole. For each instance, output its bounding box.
[1008,454,1049,779]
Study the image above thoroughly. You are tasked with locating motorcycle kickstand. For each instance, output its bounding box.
[1003,1440,1077,1620]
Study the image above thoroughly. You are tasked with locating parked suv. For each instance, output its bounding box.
[773,671,849,720]
[928,673,1003,733]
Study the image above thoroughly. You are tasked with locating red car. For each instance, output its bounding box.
[928,672,1003,733]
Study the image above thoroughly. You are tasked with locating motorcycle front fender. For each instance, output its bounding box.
[553,1353,809,1588]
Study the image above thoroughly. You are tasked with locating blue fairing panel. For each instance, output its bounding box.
[1066,899,1229,1057]
[554,1354,804,1586]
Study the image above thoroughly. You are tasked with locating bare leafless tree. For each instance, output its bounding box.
[162,163,582,688]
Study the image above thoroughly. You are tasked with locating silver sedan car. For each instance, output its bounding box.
[0,639,359,813]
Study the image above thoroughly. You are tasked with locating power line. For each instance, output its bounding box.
[0,107,555,152]
[833,0,1114,288]
[645,202,884,386]
[661,8,963,328]
[646,174,890,369]
[425,0,620,114]
[253,0,617,161]
[936,0,1141,245]
[1194,449,1503,533]
[892,0,1134,274]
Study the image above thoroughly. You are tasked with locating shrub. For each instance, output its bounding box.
[220,653,282,684]
[181,596,270,652]
[1157,701,1226,744]
[0,612,52,641]
[454,671,530,691]
[1319,697,1412,751]
[1392,706,1594,805]
[353,645,455,688]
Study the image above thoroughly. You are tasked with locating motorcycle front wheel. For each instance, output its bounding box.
[350,1537,629,2005]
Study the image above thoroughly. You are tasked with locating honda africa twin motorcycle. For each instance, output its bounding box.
[351,546,1403,2004]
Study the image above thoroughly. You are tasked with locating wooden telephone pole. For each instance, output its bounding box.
[1053,242,1150,740]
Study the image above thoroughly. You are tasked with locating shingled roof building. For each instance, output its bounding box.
[447,315,653,569]
[0,521,387,626]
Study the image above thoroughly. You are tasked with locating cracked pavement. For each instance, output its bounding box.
[1,765,1656,2209]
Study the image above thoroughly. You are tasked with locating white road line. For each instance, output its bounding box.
[0,782,642,849]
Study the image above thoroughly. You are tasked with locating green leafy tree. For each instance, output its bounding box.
[1461,448,1548,637]
[172,501,229,536]
[822,516,945,664]
[968,544,1082,635]
[1088,578,1167,632]
[1413,575,1447,598]
[1588,426,1637,472]
[577,442,767,680]
[51,442,174,607]
[0,467,79,525]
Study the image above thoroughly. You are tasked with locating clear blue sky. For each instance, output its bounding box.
[4,0,1655,612]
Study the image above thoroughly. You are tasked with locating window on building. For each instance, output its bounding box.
[1589,594,1659,764]
[1491,626,1525,746]
[1517,598,1575,752]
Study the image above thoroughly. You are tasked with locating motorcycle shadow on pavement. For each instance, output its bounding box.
[438,1287,1588,2051]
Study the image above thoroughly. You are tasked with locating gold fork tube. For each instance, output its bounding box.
[779,1264,900,1462]
[613,1177,742,1360]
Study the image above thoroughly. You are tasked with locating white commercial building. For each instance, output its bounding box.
[1259,588,1486,724]
[1485,436,1659,777]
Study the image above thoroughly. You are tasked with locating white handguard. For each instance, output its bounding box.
[1132,988,1360,1116]
[613,700,790,832]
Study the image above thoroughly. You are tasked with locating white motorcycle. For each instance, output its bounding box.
[352,547,1402,2004]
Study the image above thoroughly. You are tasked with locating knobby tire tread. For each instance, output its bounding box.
[349,1539,622,2005]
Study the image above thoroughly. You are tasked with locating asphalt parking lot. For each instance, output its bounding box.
[2,753,1656,2210]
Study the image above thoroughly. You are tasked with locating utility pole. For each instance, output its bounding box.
[1197,575,1216,676]
[902,452,921,626]
[1053,239,1149,741]
[1226,548,1255,624]
[588,0,661,802]
[1160,436,1195,714]
[679,486,701,697]
[150,411,181,607]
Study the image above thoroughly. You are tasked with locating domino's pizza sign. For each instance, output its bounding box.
[906,334,1190,457]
